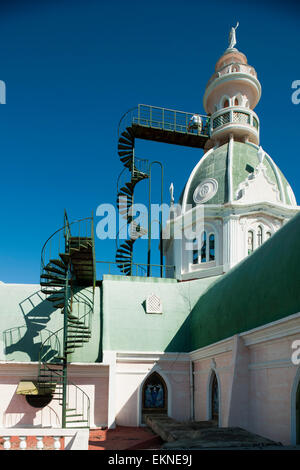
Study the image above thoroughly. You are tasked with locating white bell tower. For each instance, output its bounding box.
[164,26,299,281]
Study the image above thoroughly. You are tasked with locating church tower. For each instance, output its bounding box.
[164,25,299,281]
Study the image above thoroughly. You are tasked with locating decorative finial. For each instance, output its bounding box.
[228,22,239,50]
[257,146,265,165]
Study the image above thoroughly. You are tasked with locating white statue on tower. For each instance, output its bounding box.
[169,182,174,206]
[228,22,239,49]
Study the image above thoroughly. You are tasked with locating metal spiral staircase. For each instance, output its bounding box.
[37,211,96,428]
[116,104,210,276]
[116,118,149,275]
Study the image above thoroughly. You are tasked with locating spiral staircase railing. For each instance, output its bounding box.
[36,211,95,428]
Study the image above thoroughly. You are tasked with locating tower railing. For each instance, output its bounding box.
[120,104,210,137]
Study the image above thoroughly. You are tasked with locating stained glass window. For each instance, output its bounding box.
[192,238,198,264]
[257,226,263,246]
[209,234,215,261]
[143,372,167,411]
[211,372,219,423]
[248,231,254,255]
[201,231,207,262]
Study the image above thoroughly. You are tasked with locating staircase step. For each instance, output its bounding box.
[53,302,65,309]
[118,143,132,150]
[45,265,67,276]
[121,130,133,141]
[41,289,63,296]
[50,258,66,269]
[59,253,70,264]
[65,420,88,423]
[67,335,91,339]
[41,281,65,287]
[119,136,132,146]
[41,273,66,281]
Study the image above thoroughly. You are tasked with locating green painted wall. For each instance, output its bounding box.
[0,283,102,363]
[101,274,218,352]
[184,211,300,351]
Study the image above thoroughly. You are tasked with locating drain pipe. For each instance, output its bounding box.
[190,360,195,421]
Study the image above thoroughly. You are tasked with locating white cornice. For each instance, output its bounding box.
[0,362,109,378]
[190,337,234,361]
[240,311,300,346]
[116,351,190,363]
[189,312,300,361]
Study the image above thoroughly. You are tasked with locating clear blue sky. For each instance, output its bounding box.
[0,0,299,283]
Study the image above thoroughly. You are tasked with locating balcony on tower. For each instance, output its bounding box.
[210,106,259,145]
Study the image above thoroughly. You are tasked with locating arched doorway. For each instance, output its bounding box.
[141,372,168,423]
[209,371,219,425]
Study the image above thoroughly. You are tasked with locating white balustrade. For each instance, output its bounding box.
[0,428,89,450]
[19,436,27,450]
[53,436,61,450]
[36,436,44,450]
[3,436,11,450]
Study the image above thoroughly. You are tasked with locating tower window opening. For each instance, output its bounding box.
[223,99,229,108]
[201,231,207,262]
[257,226,263,247]
[234,97,239,106]
[192,238,199,264]
[248,230,254,255]
[266,231,272,239]
[209,234,215,261]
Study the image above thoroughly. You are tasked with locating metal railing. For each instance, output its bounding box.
[119,104,210,138]
[211,107,260,134]
[96,260,175,278]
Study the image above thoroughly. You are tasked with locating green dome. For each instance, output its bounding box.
[180,141,296,209]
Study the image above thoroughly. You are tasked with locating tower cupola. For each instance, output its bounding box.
[203,23,261,148]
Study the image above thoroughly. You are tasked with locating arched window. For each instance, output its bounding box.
[248,230,254,255]
[192,238,199,264]
[223,99,229,108]
[266,231,272,239]
[209,234,215,261]
[234,97,239,106]
[210,371,219,424]
[201,231,207,262]
[257,226,263,247]
[142,372,168,422]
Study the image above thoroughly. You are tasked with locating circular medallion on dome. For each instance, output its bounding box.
[193,178,218,204]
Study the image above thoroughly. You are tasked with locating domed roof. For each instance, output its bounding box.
[180,142,297,210]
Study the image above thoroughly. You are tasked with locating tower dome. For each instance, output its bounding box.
[180,142,297,211]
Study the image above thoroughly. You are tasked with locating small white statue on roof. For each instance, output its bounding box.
[169,182,174,205]
[228,22,239,49]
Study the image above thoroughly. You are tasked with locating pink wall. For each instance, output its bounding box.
[192,332,300,445]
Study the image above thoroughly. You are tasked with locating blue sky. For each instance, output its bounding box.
[0,0,299,283]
